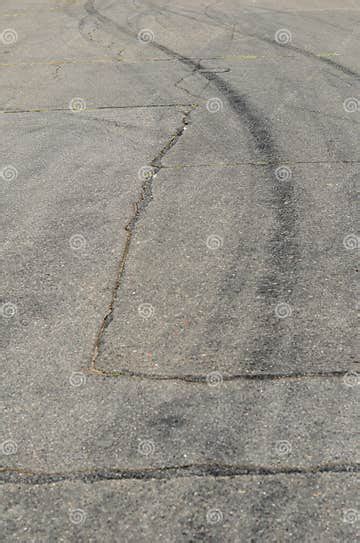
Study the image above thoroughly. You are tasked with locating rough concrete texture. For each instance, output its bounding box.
[1,0,359,541]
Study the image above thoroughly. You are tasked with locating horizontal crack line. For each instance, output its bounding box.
[0,58,123,67]
[0,103,196,115]
[1,463,359,485]
[0,52,342,68]
[162,159,360,169]
[88,368,353,384]
[108,52,341,64]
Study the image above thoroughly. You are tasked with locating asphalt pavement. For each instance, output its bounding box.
[1,0,359,541]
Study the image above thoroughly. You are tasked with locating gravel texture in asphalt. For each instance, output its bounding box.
[1,0,359,541]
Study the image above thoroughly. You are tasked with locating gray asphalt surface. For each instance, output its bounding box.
[1,0,359,541]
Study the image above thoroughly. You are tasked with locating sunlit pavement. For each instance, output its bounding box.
[1,1,359,541]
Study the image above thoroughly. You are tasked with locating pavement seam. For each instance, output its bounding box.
[161,160,360,169]
[0,104,196,114]
[1,463,359,485]
[90,104,198,371]
[86,368,354,383]
[0,52,342,67]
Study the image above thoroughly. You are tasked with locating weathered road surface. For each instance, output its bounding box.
[1,0,359,541]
